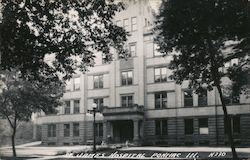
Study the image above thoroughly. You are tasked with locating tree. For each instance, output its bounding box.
[156,0,249,159]
[0,0,127,81]
[0,71,64,157]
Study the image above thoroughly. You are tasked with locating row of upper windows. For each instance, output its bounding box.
[61,89,240,115]
[155,116,240,136]
[116,17,137,32]
[66,67,172,91]
[94,42,163,65]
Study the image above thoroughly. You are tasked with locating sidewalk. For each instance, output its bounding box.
[121,146,250,153]
[1,142,250,159]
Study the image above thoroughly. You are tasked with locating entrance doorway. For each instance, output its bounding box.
[112,120,133,142]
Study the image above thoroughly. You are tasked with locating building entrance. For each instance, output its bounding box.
[112,120,133,142]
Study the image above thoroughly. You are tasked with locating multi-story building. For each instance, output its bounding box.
[34,0,250,146]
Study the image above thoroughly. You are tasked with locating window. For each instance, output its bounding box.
[224,116,240,134]
[155,119,168,136]
[95,123,103,137]
[93,98,104,111]
[123,19,129,31]
[154,43,162,56]
[129,43,136,57]
[131,17,137,31]
[198,89,207,107]
[121,95,133,107]
[121,71,133,85]
[65,80,71,91]
[73,100,80,114]
[48,124,56,137]
[199,118,209,134]
[154,67,167,83]
[184,90,193,107]
[73,77,80,91]
[73,123,79,137]
[224,90,240,105]
[64,124,70,137]
[64,101,71,114]
[93,75,103,89]
[116,20,122,27]
[155,92,167,109]
[184,119,193,135]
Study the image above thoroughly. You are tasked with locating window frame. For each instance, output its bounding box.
[73,77,80,91]
[73,123,80,137]
[121,70,133,86]
[224,116,241,134]
[64,100,71,114]
[183,90,193,107]
[198,89,208,107]
[154,67,167,83]
[198,118,209,135]
[95,123,103,137]
[48,124,56,137]
[184,119,194,135]
[63,124,70,137]
[129,42,136,57]
[155,119,168,136]
[154,91,168,109]
[121,94,133,107]
[93,98,104,112]
[123,18,129,31]
[93,75,104,89]
[131,17,137,31]
[73,100,80,114]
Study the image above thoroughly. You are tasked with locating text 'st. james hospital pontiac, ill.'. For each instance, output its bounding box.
[32,0,250,147]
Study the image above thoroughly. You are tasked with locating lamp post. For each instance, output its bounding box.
[89,103,97,153]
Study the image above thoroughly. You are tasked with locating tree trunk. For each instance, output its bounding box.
[11,125,17,157]
[216,84,238,160]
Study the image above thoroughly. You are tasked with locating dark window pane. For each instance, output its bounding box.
[73,77,80,90]
[199,118,208,128]
[198,90,207,106]
[65,101,71,114]
[99,76,103,88]
[233,116,240,134]
[162,92,167,108]
[73,123,79,137]
[162,120,168,135]
[161,68,167,82]
[99,123,103,137]
[184,90,193,107]
[128,96,133,107]
[155,93,161,108]
[121,96,127,107]
[185,119,193,135]
[94,76,99,88]
[74,100,80,114]
[64,124,70,137]
[155,120,161,136]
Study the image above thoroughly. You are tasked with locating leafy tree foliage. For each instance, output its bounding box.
[156,0,249,159]
[0,71,64,157]
[0,0,127,81]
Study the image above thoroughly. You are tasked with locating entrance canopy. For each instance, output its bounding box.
[102,104,144,121]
